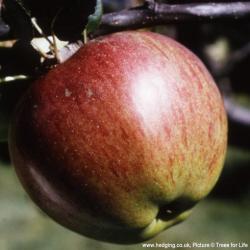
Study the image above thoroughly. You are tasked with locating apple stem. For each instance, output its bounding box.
[83,29,88,44]
[51,33,60,63]
[30,18,53,47]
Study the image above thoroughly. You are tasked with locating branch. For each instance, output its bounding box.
[213,41,250,78]
[224,95,250,148]
[94,1,250,36]
[218,76,250,147]
[0,74,29,84]
[224,96,250,126]
[210,41,250,131]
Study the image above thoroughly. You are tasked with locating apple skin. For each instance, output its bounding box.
[9,31,227,244]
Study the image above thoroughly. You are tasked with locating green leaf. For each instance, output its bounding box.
[85,0,103,35]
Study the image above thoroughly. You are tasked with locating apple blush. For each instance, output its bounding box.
[9,31,227,244]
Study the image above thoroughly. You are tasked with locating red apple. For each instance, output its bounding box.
[9,31,227,244]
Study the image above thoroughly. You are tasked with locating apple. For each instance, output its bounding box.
[9,31,227,244]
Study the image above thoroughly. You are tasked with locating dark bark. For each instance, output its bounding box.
[94,1,250,36]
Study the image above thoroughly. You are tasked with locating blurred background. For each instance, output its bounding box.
[1,0,250,249]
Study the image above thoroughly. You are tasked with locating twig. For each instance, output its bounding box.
[0,74,29,84]
[94,1,250,36]
[214,41,250,78]
[224,96,250,126]
[211,41,250,128]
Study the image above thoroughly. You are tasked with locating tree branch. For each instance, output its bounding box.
[94,1,250,36]
[213,41,250,78]
[224,96,250,126]
[224,95,250,148]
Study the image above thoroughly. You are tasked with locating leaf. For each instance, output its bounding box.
[85,0,103,35]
